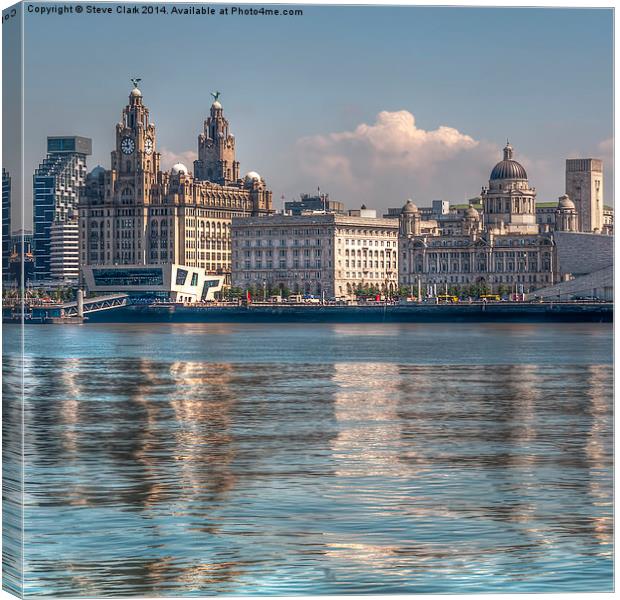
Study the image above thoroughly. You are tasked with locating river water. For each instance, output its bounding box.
[3,322,613,596]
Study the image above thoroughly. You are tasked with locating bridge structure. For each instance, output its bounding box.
[3,293,150,323]
[61,293,131,317]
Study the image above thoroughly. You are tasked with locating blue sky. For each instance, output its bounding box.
[7,4,614,227]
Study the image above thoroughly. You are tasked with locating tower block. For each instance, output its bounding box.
[194,92,240,185]
[565,158,604,233]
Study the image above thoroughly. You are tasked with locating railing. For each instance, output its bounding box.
[61,294,130,316]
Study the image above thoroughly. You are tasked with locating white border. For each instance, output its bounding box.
[0,2,615,600]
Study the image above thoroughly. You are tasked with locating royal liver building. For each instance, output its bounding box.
[398,143,580,295]
[79,82,273,301]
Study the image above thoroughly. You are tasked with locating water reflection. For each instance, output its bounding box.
[3,348,24,597]
[331,363,403,477]
[14,324,613,596]
[318,362,612,592]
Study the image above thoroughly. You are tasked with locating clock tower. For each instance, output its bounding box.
[96,80,162,266]
[110,80,160,203]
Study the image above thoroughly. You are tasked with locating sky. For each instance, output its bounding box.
[4,4,614,228]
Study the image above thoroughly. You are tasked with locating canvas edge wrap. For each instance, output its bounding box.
[2,2,25,598]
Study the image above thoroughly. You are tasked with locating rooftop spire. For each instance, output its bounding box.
[210,90,222,110]
[129,77,142,102]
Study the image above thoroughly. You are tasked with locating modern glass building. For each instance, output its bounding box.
[284,192,345,215]
[2,168,10,280]
[33,136,91,281]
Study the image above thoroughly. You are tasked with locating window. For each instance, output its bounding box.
[92,268,164,286]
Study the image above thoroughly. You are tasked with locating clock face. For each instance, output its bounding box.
[121,136,135,155]
[144,137,154,155]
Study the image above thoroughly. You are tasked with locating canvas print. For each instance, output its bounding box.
[1,2,614,597]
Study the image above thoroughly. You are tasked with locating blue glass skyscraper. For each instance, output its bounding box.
[33,136,91,281]
[2,168,10,280]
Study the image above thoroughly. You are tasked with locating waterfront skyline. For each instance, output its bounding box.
[5,5,614,229]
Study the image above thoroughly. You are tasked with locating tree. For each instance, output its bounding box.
[497,284,510,298]
[464,283,478,298]
[224,286,243,300]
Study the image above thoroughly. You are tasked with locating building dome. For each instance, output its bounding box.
[130,87,142,98]
[490,143,527,181]
[465,206,480,219]
[402,199,418,214]
[212,100,222,109]
[171,163,189,175]
[244,171,262,184]
[88,165,105,178]
[558,194,575,210]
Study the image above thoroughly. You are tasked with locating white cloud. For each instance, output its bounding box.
[598,137,613,155]
[331,110,477,162]
[597,138,614,205]
[294,110,498,208]
[159,147,197,172]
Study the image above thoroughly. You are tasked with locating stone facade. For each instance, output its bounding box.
[399,226,556,293]
[554,195,579,233]
[603,206,614,235]
[231,213,399,298]
[481,144,539,235]
[535,204,557,230]
[565,158,604,233]
[194,96,240,185]
[79,84,273,290]
[399,144,561,295]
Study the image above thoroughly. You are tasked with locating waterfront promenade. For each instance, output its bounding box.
[80,300,614,324]
[3,299,613,324]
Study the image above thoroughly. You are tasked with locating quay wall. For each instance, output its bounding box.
[84,302,613,324]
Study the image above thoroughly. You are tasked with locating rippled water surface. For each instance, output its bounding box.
[4,323,613,596]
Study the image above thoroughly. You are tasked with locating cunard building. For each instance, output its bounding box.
[399,143,580,295]
[80,82,273,302]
